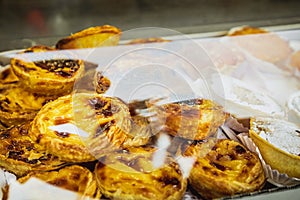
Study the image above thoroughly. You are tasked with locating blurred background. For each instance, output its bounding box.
[1,0,300,51]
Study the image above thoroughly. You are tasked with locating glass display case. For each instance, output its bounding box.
[0,1,300,199]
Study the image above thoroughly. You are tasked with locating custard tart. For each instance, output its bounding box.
[10,45,85,95]
[157,99,228,140]
[0,123,66,177]
[29,93,148,162]
[18,165,101,199]
[56,25,121,49]
[249,117,300,178]
[0,85,55,128]
[184,139,265,199]
[94,147,187,200]
[227,26,268,36]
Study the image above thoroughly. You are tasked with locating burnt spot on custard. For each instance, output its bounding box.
[235,145,246,154]
[157,175,181,188]
[55,131,70,138]
[7,149,39,164]
[88,97,118,117]
[88,97,107,110]
[34,59,81,78]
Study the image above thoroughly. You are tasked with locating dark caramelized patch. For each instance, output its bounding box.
[235,145,246,154]
[158,175,181,188]
[34,59,81,78]
[36,134,43,143]
[0,130,11,139]
[95,121,112,137]
[99,104,113,117]
[14,60,36,72]
[54,117,72,125]
[88,97,107,110]
[0,68,10,79]
[55,131,70,138]
[95,71,111,94]
[211,162,226,171]
[49,178,69,187]
[0,97,11,112]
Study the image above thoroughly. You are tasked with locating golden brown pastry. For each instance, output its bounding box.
[56,25,121,49]
[184,139,265,199]
[18,165,101,199]
[249,117,300,178]
[227,26,268,36]
[28,93,149,162]
[0,66,19,87]
[10,45,85,95]
[94,147,187,200]
[0,85,56,128]
[0,123,66,177]
[156,99,228,140]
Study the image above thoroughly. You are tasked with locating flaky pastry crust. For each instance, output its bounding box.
[0,85,55,128]
[29,93,148,162]
[10,45,85,95]
[184,139,265,199]
[0,123,66,177]
[56,25,121,49]
[18,165,101,199]
[157,99,228,140]
[95,147,187,200]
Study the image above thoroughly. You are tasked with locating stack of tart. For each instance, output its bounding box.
[3,25,293,200]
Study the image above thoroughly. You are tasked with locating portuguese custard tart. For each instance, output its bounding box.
[18,165,101,199]
[10,45,85,95]
[56,25,121,49]
[29,93,149,162]
[184,139,265,199]
[94,146,187,200]
[0,84,56,128]
[156,98,228,140]
[0,123,66,177]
